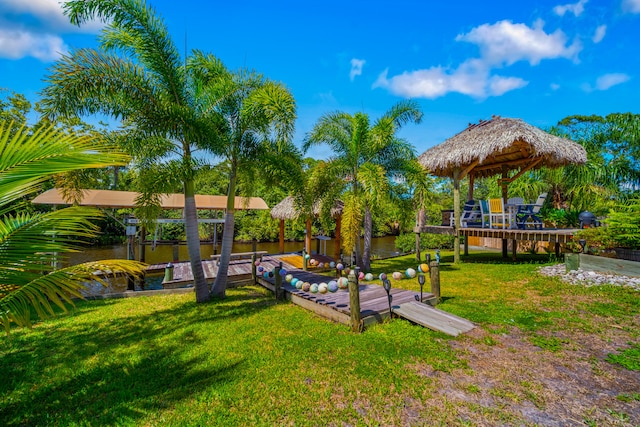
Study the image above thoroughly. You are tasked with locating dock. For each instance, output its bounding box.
[146,253,474,335]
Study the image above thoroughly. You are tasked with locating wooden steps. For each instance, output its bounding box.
[393,301,475,336]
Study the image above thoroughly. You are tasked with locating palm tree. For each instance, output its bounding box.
[0,122,145,332]
[304,101,422,271]
[40,0,222,303]
[190,53,297,297]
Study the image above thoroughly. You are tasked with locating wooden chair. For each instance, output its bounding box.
[488,198,508,229]
[479,200,490,228]
[516,193,547,229]
[460,199,482,227]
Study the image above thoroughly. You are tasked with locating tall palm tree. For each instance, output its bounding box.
[40,0,221,302]
[0,122,145,332]
[190,53,297,297]
[304,101,422,271]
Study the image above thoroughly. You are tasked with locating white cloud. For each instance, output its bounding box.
[0,0,103,33]
[550,83,561,90]
[592,25,606,43]
[622,0,640,13]
[349,58,366,81]
[488,75,529,96]
[553,0,588,16]
[595,73,630,90]
[456,19,581,66]
[0,27,68,61]
[373,59,527,99]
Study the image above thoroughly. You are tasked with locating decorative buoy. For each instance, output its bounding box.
[329,261,336,268]
[337,277,349,289]
[405,268,416,279]
[279,268,288,277]
[291,278,299,287]
[336,263,344,271]
[379,273,387,281]
[285,274,293,283]
[364,273,374,281]
[296,280,303,290]
[310,283,319,293]
[328,280,338,292]
[254,260,261,266]
[302,282,310,292]
[318,282,328,294]
[418,263,429,273]
[392,271,403,280]
[358,271,365,280]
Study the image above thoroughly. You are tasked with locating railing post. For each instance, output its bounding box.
[274,262,284,301]
[251,254,257,284]
[429,261,440,306]
[348,267,362,332]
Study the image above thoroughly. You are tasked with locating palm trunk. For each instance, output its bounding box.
[362,205,372,272]
[210,166,237,298]
[184,178,208,302]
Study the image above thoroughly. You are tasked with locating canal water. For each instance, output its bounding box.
[68,235,402,266]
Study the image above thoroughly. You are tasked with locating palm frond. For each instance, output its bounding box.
[0,259,145,332]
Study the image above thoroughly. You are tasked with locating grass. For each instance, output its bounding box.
[1,250,639,426]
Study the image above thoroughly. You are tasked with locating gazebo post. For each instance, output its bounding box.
[501,168,509,258]
[279,219,285,254]
[453,167,461,263]
[464,173,475,256]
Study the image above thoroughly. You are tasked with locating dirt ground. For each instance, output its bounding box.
[403,323,639,426]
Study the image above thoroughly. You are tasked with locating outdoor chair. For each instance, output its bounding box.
[460,199,482,227]
[516,192,547,229]
[488,198,508,229]
[479,200,490,228]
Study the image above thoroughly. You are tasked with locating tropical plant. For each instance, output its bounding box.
[40,0,222,302]
[303,101,422,271]
[0,122,145,332]
[190,52,298,297]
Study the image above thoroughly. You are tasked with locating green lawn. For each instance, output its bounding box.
[2,251,638,426]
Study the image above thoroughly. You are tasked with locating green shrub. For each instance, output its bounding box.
[605,199,640,249]
[395,232,454,253]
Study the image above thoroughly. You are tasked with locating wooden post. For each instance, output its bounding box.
[415,232,421,262]
[468,173,475,201]
[429,261,440,305]
[302,250,308,271]
[453,168,461,263]
[274,262,284,301]
[348,268,361,333]
[251,254,257,284]
[279,219,285,253]
[463,234,469,256]
[501,168,509,258]
[555,242,561,259]
[172,243,179,262]
[512,239,517,261]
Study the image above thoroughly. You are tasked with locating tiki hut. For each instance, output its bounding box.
[417,116,587,262]
[271,196,343,256]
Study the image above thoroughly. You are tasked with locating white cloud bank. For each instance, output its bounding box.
[350,58,365,81]
[0,0,103,61]
[0,28,68,61]
[622,0,640,13]
[553,0,588,17]
[375,19,577,99]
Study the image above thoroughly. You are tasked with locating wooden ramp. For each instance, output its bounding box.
[393,301,475,336]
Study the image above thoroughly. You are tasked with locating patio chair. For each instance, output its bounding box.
[479,200,490,228]
[516,192,547,229]
[488,198,508,229]
[460,199,482,227]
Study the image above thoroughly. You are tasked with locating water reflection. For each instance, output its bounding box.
[68,235,401,266]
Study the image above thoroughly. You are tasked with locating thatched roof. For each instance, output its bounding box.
[270,196,343,220]
[417,117,587,178]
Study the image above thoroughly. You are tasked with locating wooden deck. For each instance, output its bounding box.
[146,253,474,335]
[415,225,577,244]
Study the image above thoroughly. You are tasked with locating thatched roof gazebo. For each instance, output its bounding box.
[417,116,587,262]
[271,196,343,256]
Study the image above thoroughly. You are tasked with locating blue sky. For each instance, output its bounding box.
[0,0,638,159]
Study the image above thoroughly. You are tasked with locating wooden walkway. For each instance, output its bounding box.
[147,253,474,335]
[415,225,577,244]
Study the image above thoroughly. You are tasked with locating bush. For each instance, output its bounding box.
[395,232,455,253]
